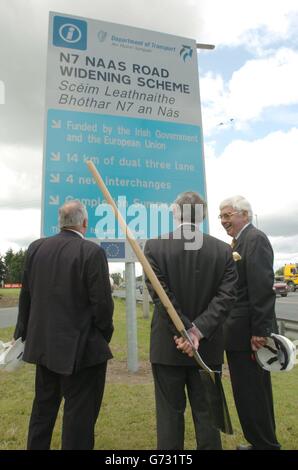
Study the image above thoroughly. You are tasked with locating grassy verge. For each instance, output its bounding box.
[0,298,297,449]
[0,288,20,308]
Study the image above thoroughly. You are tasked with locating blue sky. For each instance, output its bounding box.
[0,0,298,271]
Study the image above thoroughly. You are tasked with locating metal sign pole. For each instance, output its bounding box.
[125,261,138,372]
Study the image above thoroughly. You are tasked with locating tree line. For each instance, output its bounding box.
[0,249,27,285]
[0,248,285,287]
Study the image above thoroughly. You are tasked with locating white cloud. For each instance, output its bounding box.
[0,208,41,254]
[206,127,298,217]
[227,48,298,120]
[0,145,42,209]
[206,128,298,265]
[200,48,298,134]
[199,73,227,133]
[199,0,298,46]
[269,235,298,270]
[271,235,298,255]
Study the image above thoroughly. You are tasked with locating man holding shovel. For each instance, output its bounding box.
[144,191,237,450]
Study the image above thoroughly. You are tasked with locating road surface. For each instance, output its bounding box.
[274,293,298,320]
[0,307,18,328]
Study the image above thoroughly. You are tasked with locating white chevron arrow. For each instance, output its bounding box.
[49,195,59,205]
[50,174,60,183]
[50,152,61,161]
[51,119,61,129]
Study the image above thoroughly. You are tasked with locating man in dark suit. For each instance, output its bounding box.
[14,200,114,450]
[144,192,237,450]
[219,195,280,450]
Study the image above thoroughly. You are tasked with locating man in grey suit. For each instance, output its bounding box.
[219,195,280,450]
[144,192,237,450]
[14,200,114,450]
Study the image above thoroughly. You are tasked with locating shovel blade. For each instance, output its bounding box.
[199,370,233,435]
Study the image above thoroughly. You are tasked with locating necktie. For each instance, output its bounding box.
[231,238,237,249]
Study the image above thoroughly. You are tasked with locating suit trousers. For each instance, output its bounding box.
[151,363,222,450]
[226,351,280,450]
[27,362,107,450]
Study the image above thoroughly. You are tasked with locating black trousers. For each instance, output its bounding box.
[27,362,107,450]
[226,351,280,450]
[151,363,222,450]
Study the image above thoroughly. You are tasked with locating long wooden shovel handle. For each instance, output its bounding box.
[86,161,184,331]
[86,161,214,376]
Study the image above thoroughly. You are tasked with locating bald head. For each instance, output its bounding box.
[58,200,88,234]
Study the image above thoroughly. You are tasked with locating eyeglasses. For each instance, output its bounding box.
[218,211,240,220]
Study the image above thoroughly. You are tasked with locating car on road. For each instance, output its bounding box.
[273,279,288,297]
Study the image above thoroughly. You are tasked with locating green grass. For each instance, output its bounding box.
[0,288,21,298]
[0,298,297,450]
[0,288,20,308]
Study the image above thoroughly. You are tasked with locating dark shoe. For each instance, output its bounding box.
[236,444,254,450]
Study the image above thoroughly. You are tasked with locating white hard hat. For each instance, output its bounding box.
[0,338,25,372]
[255,333,297,372]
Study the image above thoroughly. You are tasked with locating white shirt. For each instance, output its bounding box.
[235,223,251,240]
[63,229,84,239]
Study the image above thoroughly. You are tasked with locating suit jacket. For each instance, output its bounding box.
[14,230,114,375]
[144,226,238,365]
[224,224,278,351]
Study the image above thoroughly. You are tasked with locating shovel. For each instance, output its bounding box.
[86,160,233,435]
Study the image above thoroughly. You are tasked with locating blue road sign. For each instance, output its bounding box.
[43,12,208,260]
